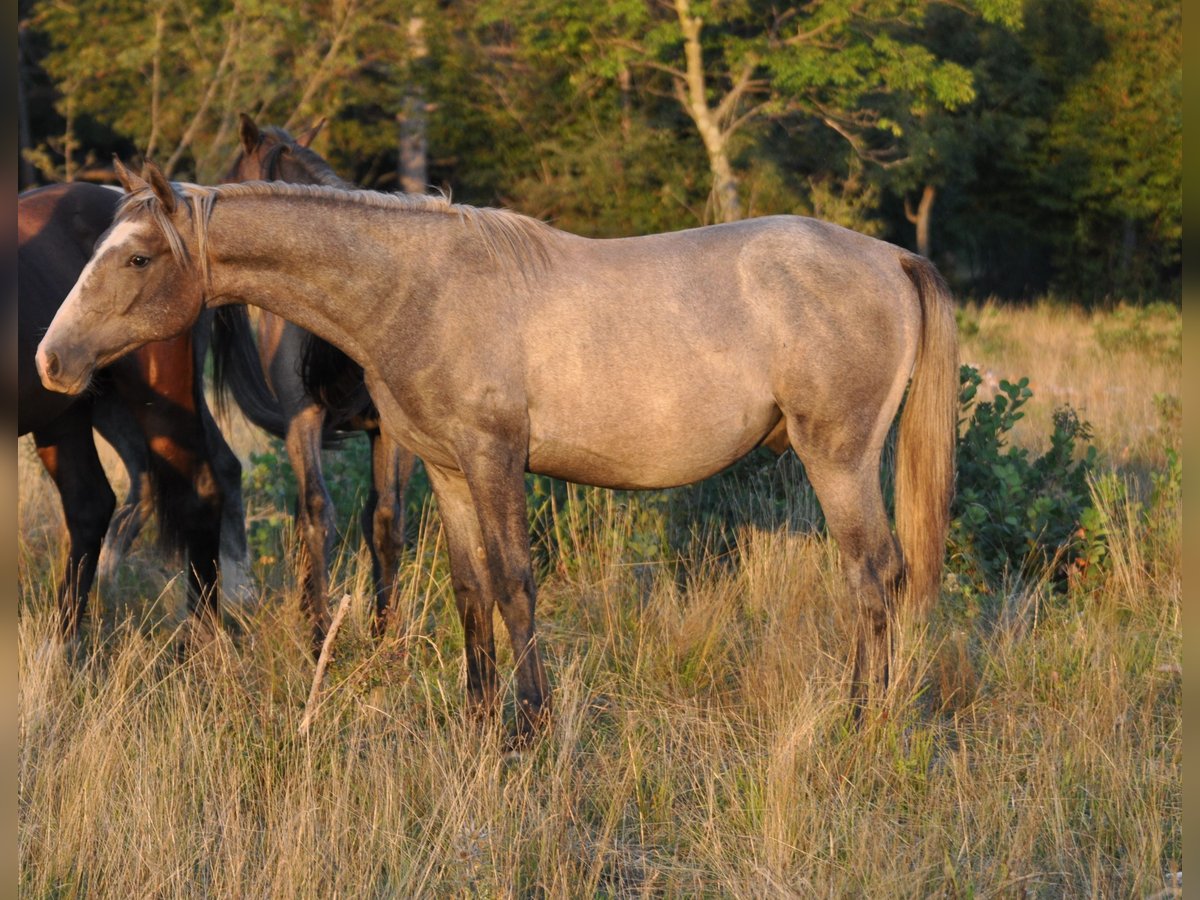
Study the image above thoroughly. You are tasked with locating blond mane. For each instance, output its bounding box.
[117,181,554,280]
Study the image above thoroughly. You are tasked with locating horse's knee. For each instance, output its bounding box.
[300,485,335,549]
[191,462,224,519]
[450,570,484,617]
[374,498,405,555]
[212,439,242,489]
[70,484,117,546]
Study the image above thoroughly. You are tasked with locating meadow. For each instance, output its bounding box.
[18,300,1181,897]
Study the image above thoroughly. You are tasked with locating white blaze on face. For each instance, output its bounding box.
[51,220,145,336]
[36,218,156,392]
[66,220,142,304]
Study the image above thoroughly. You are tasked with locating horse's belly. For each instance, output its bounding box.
[527,398,778,490]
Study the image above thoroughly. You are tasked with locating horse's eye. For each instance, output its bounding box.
[129,254,150,269]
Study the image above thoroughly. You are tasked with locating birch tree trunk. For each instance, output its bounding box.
[398,16,428,194]
[673,0,743,223]
[905,184,937,258]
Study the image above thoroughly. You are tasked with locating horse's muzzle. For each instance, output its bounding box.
[36,343,92,395]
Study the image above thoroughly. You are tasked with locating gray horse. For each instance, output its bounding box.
[37,162,957,740]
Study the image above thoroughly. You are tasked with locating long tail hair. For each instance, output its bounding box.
[210,305,289,437]
[895,255,958,613]
[300,337,375,429]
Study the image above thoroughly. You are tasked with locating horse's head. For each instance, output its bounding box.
[36,160,207,395]
[224,112,328,185]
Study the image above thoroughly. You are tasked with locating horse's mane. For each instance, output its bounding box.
[118,178,554,276]
[257,126,346,188]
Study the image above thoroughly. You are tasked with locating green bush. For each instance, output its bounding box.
[948,365,1104,594]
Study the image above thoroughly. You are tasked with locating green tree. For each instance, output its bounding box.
[619,0,1021,223]
[1041,0,1181,297]
[25,0,418,182]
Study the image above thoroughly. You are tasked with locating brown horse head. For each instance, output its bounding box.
[224,113,332,185]
[37,160,207,395]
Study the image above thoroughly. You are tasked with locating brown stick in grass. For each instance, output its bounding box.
[298,593,353,737]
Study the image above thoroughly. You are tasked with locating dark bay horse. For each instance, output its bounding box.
[18,181,246,634]
[210,115,413,648]
[36,163,957,737]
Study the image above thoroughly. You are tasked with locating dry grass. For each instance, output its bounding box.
[18,303,1181,898]
[957,300,1181,466]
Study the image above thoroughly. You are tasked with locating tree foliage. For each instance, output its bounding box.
[19,0,1181,300]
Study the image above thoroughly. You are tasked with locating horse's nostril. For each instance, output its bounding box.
[43,351,61,379]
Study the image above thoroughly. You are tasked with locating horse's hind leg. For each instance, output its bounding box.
[285,404,336,654]
[799,453,904,709]
[92,396,151,583]
[34,412,116,637]
[362,428,414,636]
[424,462,499,717]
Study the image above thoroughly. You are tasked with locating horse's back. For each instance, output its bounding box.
[511,216,920,488]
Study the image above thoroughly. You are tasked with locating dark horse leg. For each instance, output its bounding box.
[285,403,336,654]
[115,341,224,625]
[33,405,116,637]
[92,395,152,583]
[192,315,249,599]
[361,428,414,636]
[429,437,549,742]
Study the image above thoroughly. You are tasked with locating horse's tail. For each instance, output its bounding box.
[895,254,958,614]
[300,335,375,429]
[210,305,288,438]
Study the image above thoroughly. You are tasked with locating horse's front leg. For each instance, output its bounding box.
[284,404,336,656]
[362,428,415,636]
[91,396,151,584]
[34,407,116,637]
[425,462,499,717]
[458,442,549,744]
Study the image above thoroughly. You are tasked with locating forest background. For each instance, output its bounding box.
[17,0,1182,303]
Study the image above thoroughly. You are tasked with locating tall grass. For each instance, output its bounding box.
[18,303,1181,897]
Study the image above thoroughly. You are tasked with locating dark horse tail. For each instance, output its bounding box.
[895,255,958,615]
[211,306,289,437]
[300,337,376,429]
[211,305,374,440]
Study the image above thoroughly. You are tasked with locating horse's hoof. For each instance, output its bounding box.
[504,711,549,755]
[220,554,256,608]
[96,545,122,585]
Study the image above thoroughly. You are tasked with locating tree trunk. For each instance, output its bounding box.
[905,184,936,258]
[63,89,77,183]
[618,60,632,141]
[674,0,742,223]
[398,17,428,194]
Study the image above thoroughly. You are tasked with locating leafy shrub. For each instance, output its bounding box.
[242,434,378,569]
[949,365,1104,593]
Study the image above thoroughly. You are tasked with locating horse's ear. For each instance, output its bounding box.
[295,117,327,148]
[239,112,261,153]
[142,160,177,214]
[113,157,148,194]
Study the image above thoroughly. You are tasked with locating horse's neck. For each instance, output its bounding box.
[204,194,433,364]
